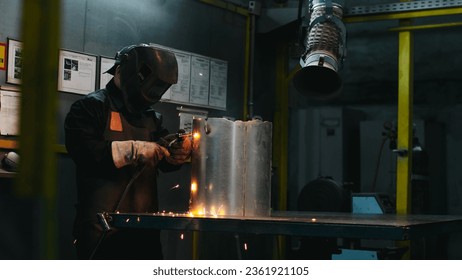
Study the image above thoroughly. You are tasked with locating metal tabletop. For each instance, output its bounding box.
[105,211,462,240]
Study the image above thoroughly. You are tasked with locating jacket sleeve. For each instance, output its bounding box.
[64,95,116,174]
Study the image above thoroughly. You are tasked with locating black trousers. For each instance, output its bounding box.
[75,222,163,260]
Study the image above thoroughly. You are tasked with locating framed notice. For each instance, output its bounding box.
[99,56,115,89]
[6,38,23,85]
[58,49,97,95]
[209,59,227,109]
[167,50,192,103]
[189,55,210,106]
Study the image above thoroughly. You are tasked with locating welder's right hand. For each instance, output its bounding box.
[111,140,170,168]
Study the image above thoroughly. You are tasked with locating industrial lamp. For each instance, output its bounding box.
[293,0,347,100]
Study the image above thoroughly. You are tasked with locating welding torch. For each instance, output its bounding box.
[168,132,192,147]
[156,131,192,149]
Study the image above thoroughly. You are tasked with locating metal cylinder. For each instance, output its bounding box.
[244,119,272,216]
[190,117,208,215]
[190,117,272,217]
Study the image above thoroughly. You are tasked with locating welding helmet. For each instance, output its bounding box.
[108,44,178,113]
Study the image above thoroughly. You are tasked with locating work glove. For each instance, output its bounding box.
[111,140,170,168]
[161,133,192,165]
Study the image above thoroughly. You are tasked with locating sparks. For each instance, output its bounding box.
[180,233,184,240]
[217,205,225,215]
[170,184,180,190]
[244,243,248,251]
[191,182,197,192]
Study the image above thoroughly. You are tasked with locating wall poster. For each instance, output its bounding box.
[189,55,210,106]
[0,89,20,136]
[167,50,192,103]
[58,49,97,95]
[209,58,227,109]
[99,56,116,89]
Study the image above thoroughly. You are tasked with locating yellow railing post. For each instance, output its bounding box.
[396,4,414,216]
[395,0,414,259]
[273,42,289,259]
[18,0,61,259]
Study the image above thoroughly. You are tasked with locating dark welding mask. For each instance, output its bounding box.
[108,44,178,113]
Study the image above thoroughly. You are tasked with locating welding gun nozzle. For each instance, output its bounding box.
[167,132,192,147]
[176,132,192,138]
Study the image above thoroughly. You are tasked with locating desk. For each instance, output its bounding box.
[105,211,462,240]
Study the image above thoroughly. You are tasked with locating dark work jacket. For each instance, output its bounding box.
[64,79,180,259]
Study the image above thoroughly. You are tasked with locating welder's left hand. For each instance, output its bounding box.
[162,133,192,165]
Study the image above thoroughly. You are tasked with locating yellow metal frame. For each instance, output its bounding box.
[396,21,414,215]
[243,15,252,120]
[273,43,289,259]
[275,43,289,214]
[199,0,249,16]
[344,7,462,23]
[19,0,61,259]
[389,21,462,31]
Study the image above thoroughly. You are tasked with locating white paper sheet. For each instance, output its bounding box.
[0,90,21,135]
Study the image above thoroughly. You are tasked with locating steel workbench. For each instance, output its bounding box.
[103,211,462,240]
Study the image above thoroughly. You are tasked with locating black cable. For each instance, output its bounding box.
[371,137,387,193]
[115,165,147,212]
[234,234,242,260]
[89,164,147,259]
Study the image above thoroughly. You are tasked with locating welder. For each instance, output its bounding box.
[64,44,191,259]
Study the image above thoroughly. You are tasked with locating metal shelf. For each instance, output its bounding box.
[0,138,67,154]
[0,139,18,150]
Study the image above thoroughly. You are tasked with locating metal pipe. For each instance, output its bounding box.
[273,42,289,259]
[243,15,251,120]
[248,13,256,120]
